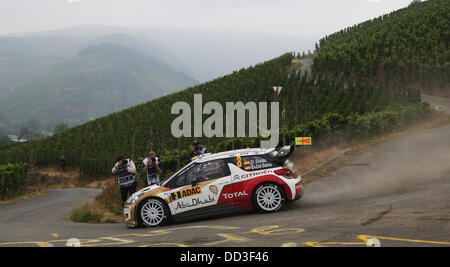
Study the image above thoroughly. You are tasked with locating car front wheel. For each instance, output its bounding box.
[253,183,284,212]
[138,198,170,227]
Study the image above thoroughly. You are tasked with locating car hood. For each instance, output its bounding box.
[137,184,161,194]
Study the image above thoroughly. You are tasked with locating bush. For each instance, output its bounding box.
[94,182,123,216]
[70,204,102,223]
[0,163,29,200]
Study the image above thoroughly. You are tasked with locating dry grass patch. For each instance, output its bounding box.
[70,180,124,223]
[292,146,347,175]
[0,187,48,204]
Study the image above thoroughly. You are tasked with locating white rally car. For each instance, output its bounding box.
[123,145,303,227]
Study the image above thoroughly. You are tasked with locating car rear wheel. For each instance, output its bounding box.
[253,183,284,212]
[138,198,170,227]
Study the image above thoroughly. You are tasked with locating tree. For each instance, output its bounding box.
[54,123,69,133]
[0,135,10,146]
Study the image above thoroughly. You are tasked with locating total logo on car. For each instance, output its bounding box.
[123,145,304,228]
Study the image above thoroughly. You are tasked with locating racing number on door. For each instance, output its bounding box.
[236,156,242,168]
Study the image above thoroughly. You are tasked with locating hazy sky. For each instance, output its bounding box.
[0,0,414,39]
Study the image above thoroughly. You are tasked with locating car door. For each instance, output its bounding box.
[168,159,231,215]
[229,155,277,206]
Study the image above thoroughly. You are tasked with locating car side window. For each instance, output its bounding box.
[185,160,230,184]
[164,167,190,188]
[175,173,187,188]
[202,159,230,180]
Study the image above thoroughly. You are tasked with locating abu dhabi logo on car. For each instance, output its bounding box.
[175,196,216,211]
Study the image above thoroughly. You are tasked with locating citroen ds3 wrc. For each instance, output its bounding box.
[123,145,304,227]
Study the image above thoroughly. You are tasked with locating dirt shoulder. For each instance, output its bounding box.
[300,108,450,184]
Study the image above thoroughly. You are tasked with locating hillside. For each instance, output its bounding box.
[313,0,449,93]
[0,1,445,177]
[0,52,426,175]
[0,43,197,130]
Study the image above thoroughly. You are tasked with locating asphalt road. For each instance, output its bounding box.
[0,96,449,247]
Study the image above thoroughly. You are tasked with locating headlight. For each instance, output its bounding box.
[125,192,144,205]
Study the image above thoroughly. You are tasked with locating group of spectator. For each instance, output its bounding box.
[112,140,208,205]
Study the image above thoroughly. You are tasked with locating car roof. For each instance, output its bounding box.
[161,147,277,187]
[192,147,276,163]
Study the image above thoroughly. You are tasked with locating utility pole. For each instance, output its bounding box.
[177,137,181,170]
[149,126,153,152]
[272,86,283,147]
[131,133,135,160]
[283,100,286,146]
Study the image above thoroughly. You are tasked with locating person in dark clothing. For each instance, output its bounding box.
[188,140,208,161]
[194,140,208,154]
[188,145,202,161]
[60,156,66,173]
[141,151,162,186]
[112,155,137,205]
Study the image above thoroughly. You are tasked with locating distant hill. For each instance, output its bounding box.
[0,27,314,133]
[0,43,197,130]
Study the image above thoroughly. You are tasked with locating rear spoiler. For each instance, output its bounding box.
[273,144,295,165]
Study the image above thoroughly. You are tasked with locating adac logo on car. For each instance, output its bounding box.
[171,186,202,200]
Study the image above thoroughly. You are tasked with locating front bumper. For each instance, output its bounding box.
[123,205,137,226]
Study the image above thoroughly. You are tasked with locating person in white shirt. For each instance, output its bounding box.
[112,154,137,205]
[141,151,162,186]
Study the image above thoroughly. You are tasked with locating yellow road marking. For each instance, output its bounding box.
[304,242,322,247]
[204,234,248,246]
[281,242,297,247]
[357,235,450,246]
[139,243,189,247]
[305,242,365,247]
[0,239,98,247]
[167,225,240,231]
[305,235,450,247]
[82,237,134,247]
[249,225,306,236]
